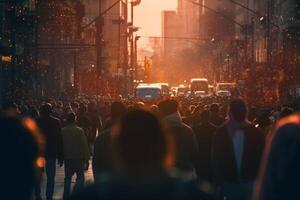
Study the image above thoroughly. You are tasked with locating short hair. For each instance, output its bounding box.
[114,110,172,174]
[2,102,18,111]
[229,99,247,122]
[40,103,52,116]
[111,101,126,123]
[67,112,76,123]
[210,103,220,113]
[1,116,43,200]
[200,109,210,122]
[158,99,179,116]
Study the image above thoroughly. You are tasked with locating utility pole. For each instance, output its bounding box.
[96,0,103,76]
[130,2,134,81]
[9,0,16,98]
[134,35,140,80]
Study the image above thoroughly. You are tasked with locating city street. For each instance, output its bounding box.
[1,1,300,200]
[39,161,93,200]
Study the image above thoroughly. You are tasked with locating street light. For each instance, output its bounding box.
[134,35,141,80]
[128,0,141,93]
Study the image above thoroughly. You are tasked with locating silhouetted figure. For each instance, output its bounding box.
[213,99,265,200]
[253,108,273,137]
[158,99,199,179]
[1,102,20,116]
[87,101,102,150]
[1,116,43,200]
[209,103,225,127]
[254,114,300,200]
[194,109,216,182]
[279,106,294,119]
[71,110,213,200]
[93,102,126,181]
[36,103,63,200]
[62,113,90,199]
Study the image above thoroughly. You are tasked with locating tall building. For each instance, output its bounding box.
[177,0,199,39]
[161,10,182,57]
[102,0,127,77]
[199,0,236,40]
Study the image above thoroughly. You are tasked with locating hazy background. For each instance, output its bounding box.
[135,0,177,48]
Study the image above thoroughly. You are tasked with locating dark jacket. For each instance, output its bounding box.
[69,175,215,200]
[37,115,63,161]
[164,113,199,173]
[92,128,113,181]
[194,122,217,181]
[212,123,265,183]
[209,114,225,127]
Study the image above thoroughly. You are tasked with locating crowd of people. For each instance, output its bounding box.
[1,95,300,200]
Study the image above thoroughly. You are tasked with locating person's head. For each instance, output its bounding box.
[280,107,294,119]
[200,109,210,123]
[40,103,52,117]
[210,103,219,114]
[67,112,76,123]
[1,102,19,116]
[113,110,173,177]
[0,116,44,200]
[254,114,300,200]
[229,99,248,123]
[158,99,179,117]
[111,101,126,123]
[150,105,159,114]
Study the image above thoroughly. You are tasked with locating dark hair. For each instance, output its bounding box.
[2,102,18,111]
[200,109,210,122]
[111,101,126,123]
[0,116,44,200]
[113,110,172,176]
[40,103,52,116]
[229,99,247,122]
[158,99,179,117]
[254,115,300,200]
[280,107,294,119]
[67,112,76,123]
[210,103,219,113]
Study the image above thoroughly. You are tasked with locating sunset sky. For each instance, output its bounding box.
[134,0,177,48]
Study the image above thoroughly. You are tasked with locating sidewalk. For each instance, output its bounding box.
[39,161,94,200]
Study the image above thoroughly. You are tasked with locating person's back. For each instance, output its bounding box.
[62,113,90,199]
[71,109,213,200]
[93,102,126,180]
[36,103,63,200]
[158,99,199,176]
[38,110,62,160]
[62,119,89,161]
[1,116,43,200]
[194,110,216,181]
[254,114,300,200]
[70,175,213,200]
[209,104,225,127]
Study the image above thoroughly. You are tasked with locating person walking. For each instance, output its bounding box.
[93,102,126,181]
[70,110,214,200]
[36,103,63,200]
[209,103,225,127]
[212,99,265,200]
[158,99,199,180]
[194,109,217,183]
[62,112,90,199]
